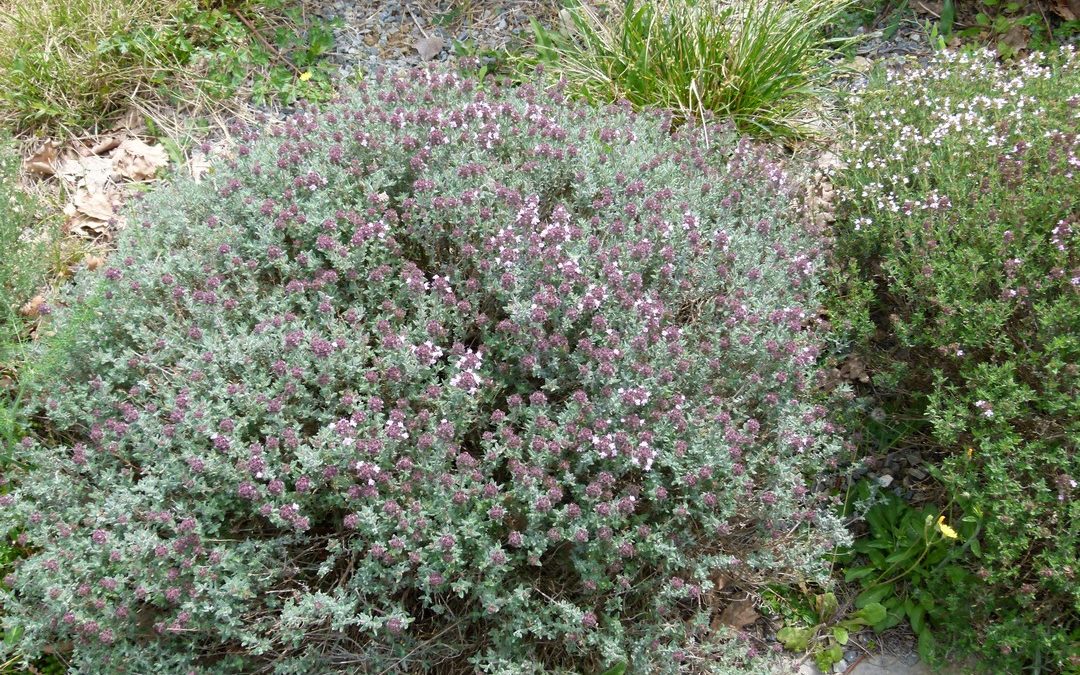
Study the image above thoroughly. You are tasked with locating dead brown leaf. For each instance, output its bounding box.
[1000,24,1030,52]
[19,294,45,317]
[109,108,146,135]
[25,140,60,176]
[85,255,105,271]
[111,138,169,181]
[839,355,870,384]
[90,135,122,156]
[74,191,115,222]
[67,216,107,240]
[715,597,759,630]
[914,0,943,15]
[189,153,212,183]
[1052,0,1079,21]
[711,572,729,593]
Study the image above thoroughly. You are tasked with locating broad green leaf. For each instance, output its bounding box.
[833,626,849,645]
[873,609,904,633]
[856,602,887,625]
[845,566,875,582]
[600,662,628,675]
[855,584,893,608]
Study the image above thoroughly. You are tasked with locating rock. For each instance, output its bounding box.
[877,474,894,488]
[414,36,444,61]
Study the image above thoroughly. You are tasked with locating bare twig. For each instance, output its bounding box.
[230,9,303,77]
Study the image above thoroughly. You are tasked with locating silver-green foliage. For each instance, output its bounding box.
[1,71,846,672]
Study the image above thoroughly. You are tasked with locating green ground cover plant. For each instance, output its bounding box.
[0,136,60,672]
[0,0,335,134]
[527,0,855,138]
[834,481,971,663]
[0,72,848,671]
[773,587,887,672]
[829,47,1080,671]
[0,139,43,368]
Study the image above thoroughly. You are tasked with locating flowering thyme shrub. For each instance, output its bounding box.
[1,70,846,672]
[830,49,1079,671]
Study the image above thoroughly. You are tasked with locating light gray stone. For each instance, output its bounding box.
[414,36,445,61]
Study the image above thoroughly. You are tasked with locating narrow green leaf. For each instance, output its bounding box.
[940,0,956,35]
[917,627,936,663]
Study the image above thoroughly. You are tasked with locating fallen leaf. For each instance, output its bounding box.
[90,135,121,155]
[839,355,870,383]
[414,36,444,61]
[84,255,105,271]
[67,215,107,240]
[1000,24,1030,52]
[1052,0,1079,21]
[815,151,843,174]
[26,141,60,176]
[189,153,212,183]
[711,572,729,593]
[20,294,45,317]
[716,597,759,630]
[74,191,115,221]
[111,138,169,181]
[110,108,146,135]
[914,0,943,14]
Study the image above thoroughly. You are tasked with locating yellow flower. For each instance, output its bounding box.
[299,71,313,82]
[936,515,958,540]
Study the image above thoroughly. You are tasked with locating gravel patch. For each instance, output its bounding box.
[309,0,561,78]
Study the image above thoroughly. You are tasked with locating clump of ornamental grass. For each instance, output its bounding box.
[529,0,854,138]
[1,70,847,672]
[0,0,188,133]
[0,0,335,134]
[829,47,1079,672]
